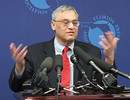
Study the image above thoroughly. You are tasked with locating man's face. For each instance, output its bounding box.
[51,10,79,46]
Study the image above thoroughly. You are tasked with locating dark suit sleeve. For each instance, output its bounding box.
[8,53,34,92]
[111,60,118,86]
[9,40,54,92]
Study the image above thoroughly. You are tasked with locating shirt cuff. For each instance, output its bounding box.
[15,68,24,79]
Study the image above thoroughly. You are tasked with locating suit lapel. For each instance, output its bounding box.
[41,39,57,88]
[42,39,55,58]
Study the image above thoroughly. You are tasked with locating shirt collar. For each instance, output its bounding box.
[54,38,74,54]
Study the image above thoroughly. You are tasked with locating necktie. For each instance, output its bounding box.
[61,46,70,88]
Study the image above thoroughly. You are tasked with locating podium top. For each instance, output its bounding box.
[14,92,130,100]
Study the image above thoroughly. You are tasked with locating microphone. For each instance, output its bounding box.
[74,46,130,80]
[71,54,100,89]
[54,55,63,96]
[71,54,87,76]
[74,46,105,75]
[74,46,118,87]
[91,55,130,80]
[54,55,63,82]
[33,57,53,88]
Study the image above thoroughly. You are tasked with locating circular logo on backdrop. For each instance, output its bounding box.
[25,0,63,15]
[81,15,120,50]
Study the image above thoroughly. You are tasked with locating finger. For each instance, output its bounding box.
[105,31,114,42]
[99,35,110,46]
[10,43,16,55]
[19,46,28,57]
[12,44,23,59]
[99,41,107,49]
[18,50,28,63]
[15,46,28,62]
[113,37,119,48]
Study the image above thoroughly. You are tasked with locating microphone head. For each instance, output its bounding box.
[40,57,53,73]
[74,46,92,64]
[74,46,112,72]
[91,55,113,72]
[70,54,78,64]
[54,55,63,72]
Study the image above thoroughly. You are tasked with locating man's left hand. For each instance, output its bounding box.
[99,31,119,64]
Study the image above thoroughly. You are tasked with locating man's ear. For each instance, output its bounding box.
[51,21,56,31]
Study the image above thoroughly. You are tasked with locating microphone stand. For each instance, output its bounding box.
[42,85,79,95]
[56,74,61,100]
[71,54,103,91]
[63,86,79,94]
[71,53,124,94]
[89,61,124,94]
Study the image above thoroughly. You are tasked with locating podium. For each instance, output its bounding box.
[14,92,130,100]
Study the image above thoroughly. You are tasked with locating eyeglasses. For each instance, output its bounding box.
[53,19,80,27]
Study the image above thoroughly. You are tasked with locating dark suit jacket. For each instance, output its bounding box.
[9,39,117,92]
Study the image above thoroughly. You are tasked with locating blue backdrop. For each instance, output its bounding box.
[0,0,130,99]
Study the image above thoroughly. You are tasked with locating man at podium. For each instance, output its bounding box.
[9,5,119,94]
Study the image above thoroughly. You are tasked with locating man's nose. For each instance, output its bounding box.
[68,22,74,29]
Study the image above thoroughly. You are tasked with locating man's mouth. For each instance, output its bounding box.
[67,31,74,34]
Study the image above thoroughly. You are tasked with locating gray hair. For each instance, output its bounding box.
[52,5,79,21]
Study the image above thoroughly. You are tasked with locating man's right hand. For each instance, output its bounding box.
[10,43,28,74]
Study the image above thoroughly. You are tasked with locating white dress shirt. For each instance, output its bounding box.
[54,38,74,90]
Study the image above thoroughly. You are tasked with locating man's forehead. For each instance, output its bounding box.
[56,10,78,20]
